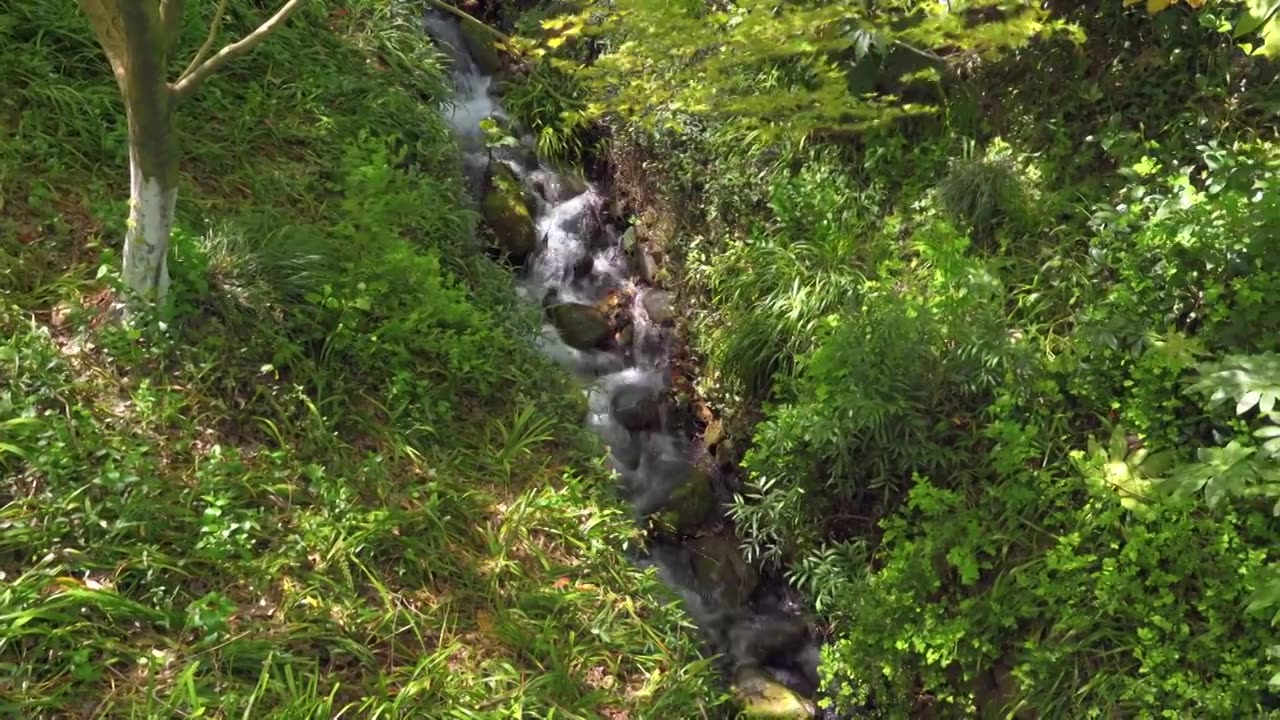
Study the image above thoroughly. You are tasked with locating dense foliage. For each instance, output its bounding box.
[0,2,724,716]
[512,0,1280,716]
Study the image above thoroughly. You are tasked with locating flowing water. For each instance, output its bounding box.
[424,13,825,714]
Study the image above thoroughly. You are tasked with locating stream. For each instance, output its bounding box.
[424,13,825,717]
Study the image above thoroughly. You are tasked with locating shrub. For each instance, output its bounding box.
[936,138,1035,244]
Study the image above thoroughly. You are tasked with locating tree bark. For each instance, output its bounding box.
[123,109,178,300]
[82,0,179,301]
[118,2,178,301]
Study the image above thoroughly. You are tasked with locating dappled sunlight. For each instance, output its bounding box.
[4,0,1279,718]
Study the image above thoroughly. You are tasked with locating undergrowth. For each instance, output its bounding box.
[0,1,723,717]
[517,0,1280,716]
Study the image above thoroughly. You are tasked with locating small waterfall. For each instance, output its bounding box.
[423,11,825,716]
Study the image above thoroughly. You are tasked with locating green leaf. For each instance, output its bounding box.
[1137,448,1176,478]
[1108,426,1128,461]
[1235,0,1280,37]
[1239,389,1263,415]
[1189,353,1280,414]
[1246,567,1280,614]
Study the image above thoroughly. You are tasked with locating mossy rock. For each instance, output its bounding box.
[457,19,504,75]
[547,302,611,350]
[482,163,538,262]
[733,666,816,719]
[688,531,758,608]
[653,466,714,536]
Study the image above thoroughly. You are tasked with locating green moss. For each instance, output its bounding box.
[481,162,539,261]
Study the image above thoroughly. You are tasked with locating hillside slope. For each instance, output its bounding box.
[0,2,722,717]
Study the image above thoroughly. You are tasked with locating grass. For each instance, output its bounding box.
[0,1,725,717]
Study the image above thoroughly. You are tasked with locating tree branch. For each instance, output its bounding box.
[893,40,946,64]
[170,0,307,101]
[179,0,229,81]
[423,0,509,43]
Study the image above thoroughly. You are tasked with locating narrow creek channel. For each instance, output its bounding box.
[424,13,828,717]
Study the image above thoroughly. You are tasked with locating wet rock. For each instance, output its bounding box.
[541,287,559,308]
[457,20,503,75]
[620,226,638,254]
[730,615,811,667]
[617,323,635,351]
[584,210,610,252]
[548,303,611,350]
[733,665,816,719]
[482,163,538,262]
[611,384,663,431]
[636,329,665,366]
[572,252,594,281]
[642,290,675,324]
[763,665,818,701]
[654,466,715,536]
[689,532,759,609]
[533,171,588,205]
[609,431,642,471]
[492,136,540,173]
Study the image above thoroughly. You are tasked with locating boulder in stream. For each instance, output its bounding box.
[654,466,715,536]
[482,163,538,262]
[688,531,759,609]
[733,665,817,719]
[608,431,642,471]
[642,290,675,324]
[730,614,811,668]
[547,302,611,350]
[571,252,594,281]
[611,383,663,431]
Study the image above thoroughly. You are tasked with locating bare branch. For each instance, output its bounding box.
[160,0,185,50]
[893,40,946,64]
[423,0,509,43]
[179,0,229,80]
[170,0,307,101]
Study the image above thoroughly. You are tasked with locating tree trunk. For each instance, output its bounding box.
[123,111,177,300]
[81,0,178,302]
